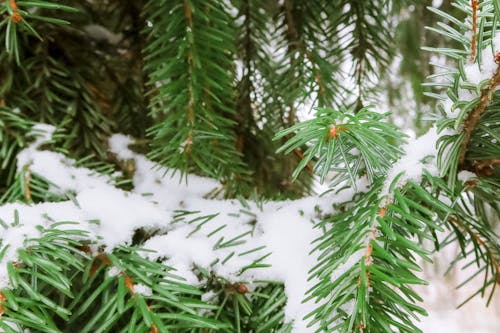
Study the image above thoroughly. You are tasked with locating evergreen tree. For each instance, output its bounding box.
[0,0,498,332]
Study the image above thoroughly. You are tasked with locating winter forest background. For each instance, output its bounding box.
[0,0,499,332]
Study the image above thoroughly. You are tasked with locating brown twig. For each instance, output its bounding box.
[283,0,299,127]
[183,0,192,26]
[293,148,313,171]
[183,130,193,156]
[124,274,135,295]
[364,226,379,266]
[470,0,478,62]
[459,57,500,166]
[89,253,113,276]
[0,291,6,317]
[24,168,31,201]
[303,51,326,101]
[448,216,500,285]
[226,282,249,295]
[8,0,17,10]
[465,158,500,176]
[327,125,346,140]
[183,0,195,129]
[360,207,386,289]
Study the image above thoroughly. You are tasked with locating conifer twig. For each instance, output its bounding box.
[465,158,500,176]
[8,0,22,23]
[24,168,31,201]
[459,55,500,166]
[448,216,500,285]
[470,0,478,62]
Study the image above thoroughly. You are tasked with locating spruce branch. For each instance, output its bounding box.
[1,0,77,63]
[338,0,393,104]
[275,106,403,187]
[0,1,498,332]
[305,180,446,332]
[459,55,500,167]
[448,215,500,286]
[145,0,244,180]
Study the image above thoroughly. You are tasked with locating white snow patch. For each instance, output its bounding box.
[134,283,153,297]
[381,127,441,198]
[457,170,476,182]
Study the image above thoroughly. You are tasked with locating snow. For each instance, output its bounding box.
[417,239,500,333]
[107,266,122,277]
[78,186,169,249]
[108,134,136,160]
[255,199,323,330]
[1,127,498,332]
[0,223,41,288]
[457,170,476,182]
[432,0,443,8]
[30,123,56,147]
[419,279,500,333]
[17,150,113,196]
[142,229,215,284]
[463,34,500,85]
[381,126,442,198]
[434,33,500,121]
[134,283,153,297]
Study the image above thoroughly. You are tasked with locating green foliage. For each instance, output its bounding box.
[1,0,77,63]
[338,0,393,103]
[0,107,32,186]
[0,0,499,332]
[1,0,150,163]
[144,0,244,179]
[276,106,403,186]
[198,273,291,333]
[0,223,227,333]
[306,178,446,333]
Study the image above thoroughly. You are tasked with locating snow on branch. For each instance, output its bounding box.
[381,126,442,199]
[0,127,363,331]
[0,119,454,331]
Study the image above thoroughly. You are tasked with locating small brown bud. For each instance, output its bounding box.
[495,52,500,64]
[235,283,248,294]
[379,206,387,218]
[11,12,22,23]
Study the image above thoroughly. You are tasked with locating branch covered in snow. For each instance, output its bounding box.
[1,127,363,331]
